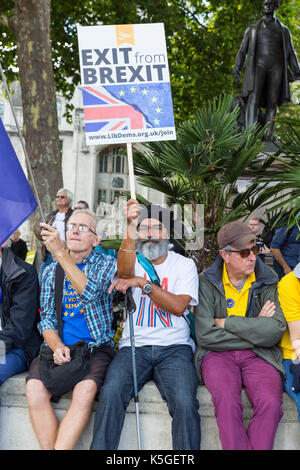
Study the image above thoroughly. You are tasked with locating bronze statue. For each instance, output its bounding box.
[233,0,300,141]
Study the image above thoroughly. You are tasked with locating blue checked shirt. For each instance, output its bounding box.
[38,250,117,350]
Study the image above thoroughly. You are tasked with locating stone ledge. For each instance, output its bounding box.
[0,373,299,450]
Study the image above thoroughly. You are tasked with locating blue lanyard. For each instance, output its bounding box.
[136,254,161,287]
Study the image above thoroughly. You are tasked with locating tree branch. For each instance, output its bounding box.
[174,0,208,31]
[0,11,17,33]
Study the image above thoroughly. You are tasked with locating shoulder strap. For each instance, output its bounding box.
[54,263,65,338]
[136,253,161,287]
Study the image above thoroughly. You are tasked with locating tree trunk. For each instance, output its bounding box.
[8,0,63,219]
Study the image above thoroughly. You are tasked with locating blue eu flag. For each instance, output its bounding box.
[0,117,37,247]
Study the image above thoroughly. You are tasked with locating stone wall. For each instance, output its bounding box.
[0,373,299,450]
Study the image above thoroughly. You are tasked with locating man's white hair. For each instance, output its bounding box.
[70,209,104,236]
[57,188,73,205]
[221,245,233,254]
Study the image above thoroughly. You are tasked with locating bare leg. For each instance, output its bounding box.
[54,379,97,450]
[26,379,59,450]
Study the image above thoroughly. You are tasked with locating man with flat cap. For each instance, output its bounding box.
[91,199,201,450]
[194,220,286,450]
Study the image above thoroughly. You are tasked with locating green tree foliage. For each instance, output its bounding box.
[1,0,298,125]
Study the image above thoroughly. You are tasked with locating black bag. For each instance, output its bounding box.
[38,264,91,396]
[39,340,91,396]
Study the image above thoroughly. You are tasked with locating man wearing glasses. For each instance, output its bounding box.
[26,209,116,449]
[194,220,286,450]
[35,188,73,283]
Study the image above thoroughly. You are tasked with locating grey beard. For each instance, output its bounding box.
[136,238,169,261]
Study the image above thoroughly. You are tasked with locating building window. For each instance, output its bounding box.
[97,145,127,205]
[112,153,125,174]
[112,190,121,201]
[99,153,108,173]
[98,189,107,203]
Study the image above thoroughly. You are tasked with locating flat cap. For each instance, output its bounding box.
[218,221,256,250]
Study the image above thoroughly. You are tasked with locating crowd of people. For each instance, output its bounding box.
[1,190,300,451]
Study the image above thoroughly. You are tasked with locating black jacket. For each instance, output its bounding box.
[0,247,42,366]
[10,238,28,261]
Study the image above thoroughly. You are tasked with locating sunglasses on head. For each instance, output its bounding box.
[228,245,260,258]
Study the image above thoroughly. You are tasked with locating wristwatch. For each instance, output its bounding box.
[142,280,153,295]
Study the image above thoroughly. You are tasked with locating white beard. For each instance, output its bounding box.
[136,239,169,261]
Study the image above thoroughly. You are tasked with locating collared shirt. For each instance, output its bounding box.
[222,264,256,317]
[39,250,117,349]
[278,272,300,359]
[271,225,300,269]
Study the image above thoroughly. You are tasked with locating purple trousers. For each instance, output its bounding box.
[201,350,283,450]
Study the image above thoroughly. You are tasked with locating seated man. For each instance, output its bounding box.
[194,220,286,450]
[277,262,300,423]
[0,241,41,386]
[90,200,201,450]
[26,209,116,450]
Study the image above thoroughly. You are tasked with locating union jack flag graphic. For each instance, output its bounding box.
[136,296,173,328]
[135,277,173,328]
[82,83,175,133]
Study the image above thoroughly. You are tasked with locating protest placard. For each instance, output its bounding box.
[77,23,176,146]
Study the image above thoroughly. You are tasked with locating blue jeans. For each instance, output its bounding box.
[90,344,201,450]
[283,359,300,423]
[0,349,27,386]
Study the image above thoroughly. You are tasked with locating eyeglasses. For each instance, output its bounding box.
[67,223,97,235]
[228,245,260,258]
[56,195,65,199]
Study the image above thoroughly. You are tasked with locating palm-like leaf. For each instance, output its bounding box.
[178,95,242,149]
[131,94,269,270]
[237,115,300,230]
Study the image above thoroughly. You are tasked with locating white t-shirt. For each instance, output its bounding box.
[52,212,66,241]
[119,251,199,351]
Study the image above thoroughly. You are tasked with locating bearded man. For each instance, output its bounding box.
[90,200,201,450]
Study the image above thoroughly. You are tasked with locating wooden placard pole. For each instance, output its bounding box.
[126,142,136,200]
